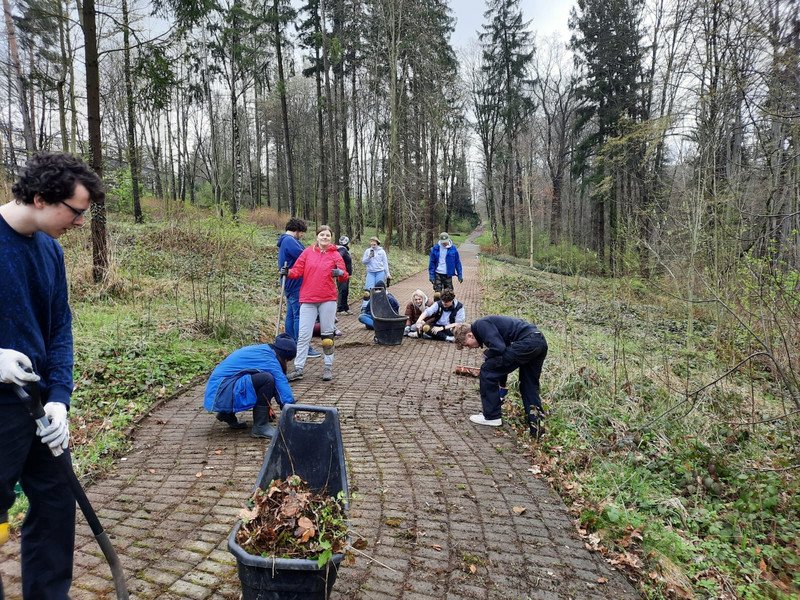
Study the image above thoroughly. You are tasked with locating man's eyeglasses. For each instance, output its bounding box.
[59,200,90,221]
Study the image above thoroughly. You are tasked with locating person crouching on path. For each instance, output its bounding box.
[361,236,391,290]
[358,280,400,330]
[204,334,297,438]
[452,317,548,439]
[283,225,348,382]
[404,289,432,337]
[414,289,465,341]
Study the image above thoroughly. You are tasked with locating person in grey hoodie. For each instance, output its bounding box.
[361,236,391,290]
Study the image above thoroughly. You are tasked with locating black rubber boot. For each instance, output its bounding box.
[251,404,276,438]
[216,412,247,429]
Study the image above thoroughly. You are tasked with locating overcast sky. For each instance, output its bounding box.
[450,0,575,51]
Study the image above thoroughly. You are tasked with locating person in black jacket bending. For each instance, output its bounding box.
[453,316,548,438]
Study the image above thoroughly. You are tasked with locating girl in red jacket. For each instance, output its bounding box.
[284,225,348,382]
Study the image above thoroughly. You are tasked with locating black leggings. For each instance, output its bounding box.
[250,372,276,407]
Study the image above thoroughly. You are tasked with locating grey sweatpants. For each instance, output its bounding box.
[294,301,337,371]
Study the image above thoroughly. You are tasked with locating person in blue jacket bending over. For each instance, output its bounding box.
[428,232,463,293]
[204,334,297,438]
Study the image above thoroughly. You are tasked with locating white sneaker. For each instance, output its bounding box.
[446,335,455,343]
[469,414,502,427]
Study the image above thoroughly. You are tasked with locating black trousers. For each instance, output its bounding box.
[431,273,453,293]
[337,280,350,312]
[250,372,276,409]
[0,402,76,600]
[480,332,548,433]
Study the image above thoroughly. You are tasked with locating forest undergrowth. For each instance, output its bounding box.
[479,253,799,600]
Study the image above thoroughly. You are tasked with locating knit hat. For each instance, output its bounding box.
[439,232,450,242]
[369,236,381,245]
[270,333,297,361]
[338,235,350,246]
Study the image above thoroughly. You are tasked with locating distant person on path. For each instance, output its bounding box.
[428,232,462,293]
[361,236,391,290]
[414,289,465,342]
[204,334,297,438]
[358,280,400,330]
[0,152,103,599]
[277,218,321,358]
[453,316,548,438]
[336,236,353,314]
[404,289,432,337]
[283,225,349,382]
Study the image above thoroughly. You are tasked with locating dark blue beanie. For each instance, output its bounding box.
[270,333,297,361]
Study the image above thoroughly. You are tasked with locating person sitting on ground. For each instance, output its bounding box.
[358,280,400,330]
[428,232,463,293]
[414,288,465,341]
[361,236,391,290]
[336,235,353,314]
[452,317,548,438]
[404,289,432,337]
[203,333,297,439]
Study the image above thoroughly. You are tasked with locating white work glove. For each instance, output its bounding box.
[37,402,70,451]
[0,349,40,387]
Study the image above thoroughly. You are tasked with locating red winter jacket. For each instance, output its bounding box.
[288,244,349,303]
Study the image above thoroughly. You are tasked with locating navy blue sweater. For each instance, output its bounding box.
[0,215,73,406]
[471,316,539,359]
[277,233,305,296]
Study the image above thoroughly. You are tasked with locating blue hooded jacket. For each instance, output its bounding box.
[428,243,463,280]
[277,233,305,296]
[203,344,295,413]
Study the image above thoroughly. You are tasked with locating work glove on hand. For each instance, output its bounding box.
[458,277,463,284]
[332,268,345,277]
[429,278,435,284]
[386,276,392,287]
[38,402,70,451]
[279,266,288,277]
[0,349,40,387]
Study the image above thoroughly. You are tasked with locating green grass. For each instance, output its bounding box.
[478,253,800,599]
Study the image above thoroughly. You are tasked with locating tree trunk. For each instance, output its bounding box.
[273,0,296,215]
[314,44,329,224]
[3,0,36,154]
[83,0,108,282]
[122,0,142,222]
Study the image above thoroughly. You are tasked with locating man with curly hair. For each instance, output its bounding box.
[0,152,103,599]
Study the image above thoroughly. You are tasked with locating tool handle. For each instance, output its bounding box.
[13,383,64,457]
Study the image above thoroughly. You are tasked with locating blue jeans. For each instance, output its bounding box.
[284,291,300,341]
[365,271,387,290]
[0,402,76,599]
[358,314,375,330]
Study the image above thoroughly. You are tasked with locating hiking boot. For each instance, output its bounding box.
[216,412,247,429]
[469,414,502,427]
[287,368,304,382]
[322,366,333,381]
[307,347,322,358]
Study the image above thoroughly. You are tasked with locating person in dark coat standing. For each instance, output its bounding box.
[336,236,354,314]
[1,152,104,599]
[453,316,548,438]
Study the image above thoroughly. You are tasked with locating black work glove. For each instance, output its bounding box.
[279,266,288,277]
[332,268,345,277]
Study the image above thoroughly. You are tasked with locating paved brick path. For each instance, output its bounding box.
[1,237,639,599]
